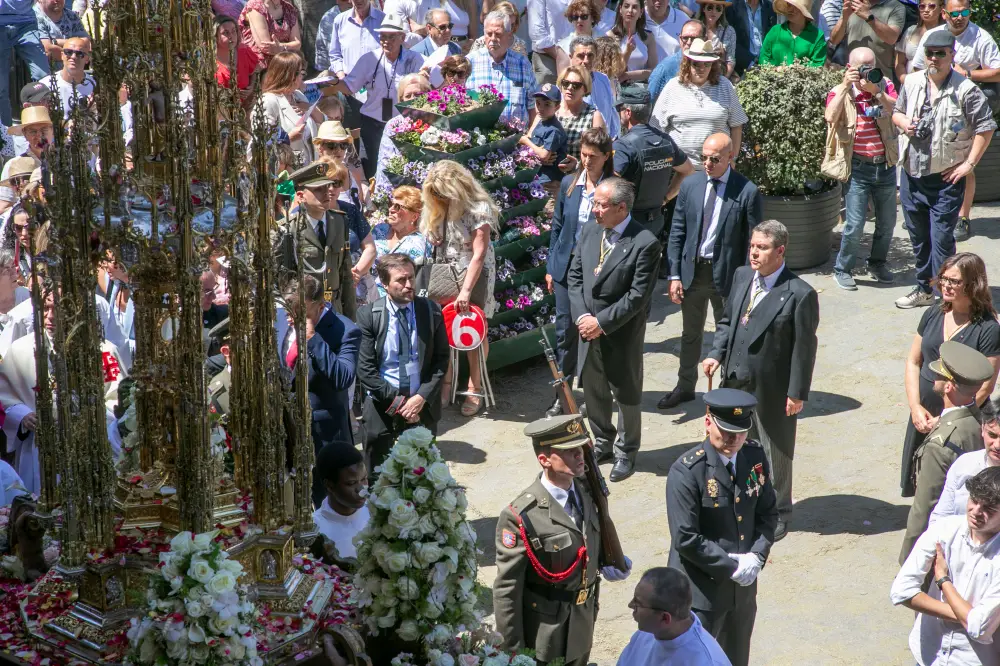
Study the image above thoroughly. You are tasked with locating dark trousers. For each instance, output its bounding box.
[361,395,438,475]
[358,113,386,180]
[695,599,757,666]
[752,410,795,519]
[677,262,724,393]
[582,341,642,458]
[632,208,665,239]
[900,171,965,294]
[552,274,578,380]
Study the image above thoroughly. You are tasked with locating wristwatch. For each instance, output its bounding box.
[865,13,875,22]
[935,574,953,587]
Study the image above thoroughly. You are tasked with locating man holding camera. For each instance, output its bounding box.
[892,30,995,310]
[825,46,898,292]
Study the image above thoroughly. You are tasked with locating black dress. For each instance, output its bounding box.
[900,306,1000,496]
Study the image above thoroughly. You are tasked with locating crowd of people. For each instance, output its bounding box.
[0,0,1000,663]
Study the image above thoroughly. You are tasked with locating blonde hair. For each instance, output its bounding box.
[420,161,498,239]
[557,65,592,95]
[398,73,431,98]
[594,35,625,81]
[392,185,423,214]
[493,1,522,31]
[315,156,349,187]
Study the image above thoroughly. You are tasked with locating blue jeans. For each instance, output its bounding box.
[0,20,51,126]
[900,171,965,294]
[834,158,897,274]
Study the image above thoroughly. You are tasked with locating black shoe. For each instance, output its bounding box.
[955,216,972,241]
[594,447,614,464]
[774,520,788,542]
[609,456,636,482]
[545,396,563,418]
[657,388,696,410]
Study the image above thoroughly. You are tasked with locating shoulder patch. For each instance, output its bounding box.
[501,529,517,548]
[682,449,706,468]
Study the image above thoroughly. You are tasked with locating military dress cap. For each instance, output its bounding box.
[704,388,757,433]
[930,341,994,385]
[525,414,589,449]
[924,29,956,49]
[616,87,651,107]
[289,161,334,189]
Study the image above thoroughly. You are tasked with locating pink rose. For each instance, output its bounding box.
[458,656,480,666]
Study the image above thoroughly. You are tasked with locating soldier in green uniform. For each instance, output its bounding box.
[273,160,357,320]
[899,341,995,563]
[207,317,231,423]
[494,414,632,666]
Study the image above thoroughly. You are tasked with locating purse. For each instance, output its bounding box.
[415,219,489,306]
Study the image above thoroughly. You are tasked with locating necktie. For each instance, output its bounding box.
[727,461,736,482]
[565,489,583,530]
[596,228,615,275]
[285,337,298,369]
[700,179,722,252]
[317,217,327,248]
[743,276,765,326]
[396,306,412,397]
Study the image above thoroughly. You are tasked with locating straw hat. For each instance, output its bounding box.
[9,107,53,136]
[313,120,356,144]
[684,38,722,62]
[0,156,39,186]
[375,14,407,33]
[774,0,814,20]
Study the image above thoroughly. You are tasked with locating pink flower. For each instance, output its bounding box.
[458,656,480,666]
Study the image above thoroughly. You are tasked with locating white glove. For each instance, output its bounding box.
[601,555,632,581]
[728,553,762,586]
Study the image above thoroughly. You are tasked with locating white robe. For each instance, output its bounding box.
[0,289,32,357]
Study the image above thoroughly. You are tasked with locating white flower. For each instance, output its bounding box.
[428,624,452,645]
[428,583,448,606]
[426,462,453,489]
[166,637,189,660]
[458,575,475,595]
[415,541,443,567]
[169,531,195,557]
[378,457,402,482]
[188,623,207,643]
[191,643,211,663]
[388,499,420,531]
[391,441,420,468]
[169,575,184,592]
[376,611,397,628]
[397,576,420,599]
[209,613,239,636]
[397,427,433,450]
[227,636,247,660]
[431,562,450,585]
[385,550,410,573]
[185,598,206,618]
[412,487,432,505]
[434,488,458,512]
[483,655,509,666]
[459,521,477,545]
[207,570,237,596]
[434,653,456,666]
[188,557,215,584]
[418,514,437,536]
[397,619,421,641]
[218,558,243,575]
[373,486,401,510]
[511,655,536,666]
[421,597,443,619]
[193,530,219,551]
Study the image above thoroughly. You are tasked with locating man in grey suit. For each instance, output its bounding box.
[568,178,662,482]
[659,133,762,410]
[703,221,820,540]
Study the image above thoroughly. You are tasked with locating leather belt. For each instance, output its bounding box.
[853,153,886,164]
[527,580,597,605]
[696,258,713,265]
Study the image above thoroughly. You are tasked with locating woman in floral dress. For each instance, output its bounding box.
[369,185,432,297]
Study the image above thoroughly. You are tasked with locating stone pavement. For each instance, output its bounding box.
[435,200,1000,665]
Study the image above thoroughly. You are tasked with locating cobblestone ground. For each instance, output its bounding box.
[435,201,1000,665]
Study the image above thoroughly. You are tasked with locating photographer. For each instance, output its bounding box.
[892,30,995,311]
[824,46,898,293]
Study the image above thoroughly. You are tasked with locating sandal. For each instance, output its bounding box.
[461,394,483,417]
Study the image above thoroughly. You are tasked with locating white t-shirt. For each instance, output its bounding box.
[37,72,96,119]
[313,499,370,559]
[911,23,1000,72]
[644,7,683,60]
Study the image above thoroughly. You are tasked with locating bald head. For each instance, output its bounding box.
[702,133,733,177]
[703,133,732,155]
[848,46,875,67]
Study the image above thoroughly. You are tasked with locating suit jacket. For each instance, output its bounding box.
[667,169,762,298]
[548,174,589,283]
[567,218,661,403]
[355,296,450,429]
[727,0,778,74]
[709,265,820,454]
[494,476,602,663]
[667,439,778,611]
[304,309,360,449]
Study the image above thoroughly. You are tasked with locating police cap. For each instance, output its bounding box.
[289,161,334,189]
[704,388,757,432]
[525,414,589,449]
[923,29,956,50]
[929,341,993,386]
[616,87,651,107]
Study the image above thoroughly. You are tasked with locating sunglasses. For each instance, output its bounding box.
[947,8,970,16]
[561,80,585,90]
[389,201,415,211]
[691,60,714,68]
[679,34,697,42]
[64,48,88,59]
[322,141,348,150]
[917,3,937,7]
[701,154,723,164]
[568,13,591,20]
[924,48,949,58]
[703,3,725,10]
[431,21,454,29]
[13,223,29,232]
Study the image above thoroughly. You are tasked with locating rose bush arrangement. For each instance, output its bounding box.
[126,530,261,666]
[391,118,522,153]
[406,84,504,116]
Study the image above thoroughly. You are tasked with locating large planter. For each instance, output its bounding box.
[973,138,1000,203]
[396,90,507,132]
[488,324,555,371]
[762,184,842,270]
[391,133,521,164]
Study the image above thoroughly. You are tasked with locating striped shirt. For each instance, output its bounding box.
[825,80,896,158]
[650,77,748,169]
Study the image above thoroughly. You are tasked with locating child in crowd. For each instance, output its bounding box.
[520,84,568,196]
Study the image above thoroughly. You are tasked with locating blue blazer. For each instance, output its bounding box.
[306,309,361,449]
[548,174,590,283]
[727,0,778,74]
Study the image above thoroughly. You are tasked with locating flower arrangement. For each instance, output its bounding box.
[391,118,522,153]
[352,427,480,647]
[497,284,547,313]
[390,625,542,666]
[490,178,547,210]
[476,84,505,107]
[529,246,549,268]
[498,214,553,244]
[496,257,517,283]
[466,146,541,182]
[126,530,262,666]
[385,156,431,185]
[405,84,506,117]
[488,309,556,342]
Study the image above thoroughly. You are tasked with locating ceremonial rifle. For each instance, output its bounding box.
[540,328,627,571]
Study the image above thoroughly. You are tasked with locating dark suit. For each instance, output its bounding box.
[549,174,591,380]
[726,0,777,74]
[668,169,761,393]
[355,296,450,472]
[708,265,820,519]
[667,439,778,666]
[568,217,661,459]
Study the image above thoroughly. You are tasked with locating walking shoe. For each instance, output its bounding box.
[867,262,894,284]
[834,271,857,291]
[545,396,563,418]
[895,287,935,309]
[955,216,972,241]
[657,388,696,410]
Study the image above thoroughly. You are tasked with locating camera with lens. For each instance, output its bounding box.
[913,114,935,141]
[857,64,884,84]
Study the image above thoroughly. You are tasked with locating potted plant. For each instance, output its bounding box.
[736,64,845,269]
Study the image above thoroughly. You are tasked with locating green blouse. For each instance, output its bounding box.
[759,22,827,67]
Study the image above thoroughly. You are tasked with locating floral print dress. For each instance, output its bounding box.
[239,0,299,65]
[370,224,433,298]
[434,200,497,317]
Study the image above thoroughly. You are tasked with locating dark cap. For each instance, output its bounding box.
[20,81,51,106]
[208,316,230,343]
[929,341,993,386]
[704,388,757,433]
[289,161,334,189]
[524,414,589,449]
[533,82,561,103]
[924,29,956,49]
[616,87,651,107]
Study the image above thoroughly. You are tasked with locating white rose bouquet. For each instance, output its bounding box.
[352,427,480,648]
[126,530,262,666]
[394,625,544,666]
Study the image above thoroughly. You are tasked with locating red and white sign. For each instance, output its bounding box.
[442,303,486,351]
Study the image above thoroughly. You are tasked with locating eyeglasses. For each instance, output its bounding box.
[947,8,970,17]
[704,3,725,10]
[701,154,723,164]
[431,21,455,29]
[690,60,714,68]
[679,34,698,43]
[917,3,937,8]
[627,597,668,612]
[389,201,415,211]
[322,141,348,151]
[568,13,591,20]
[561,80,585,91]
[924,48,949,58]
[63,48,88,59]
[13,223,29,233]
[938,276,964,287]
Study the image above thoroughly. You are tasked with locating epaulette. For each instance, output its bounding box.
[682,449,706,468]
[743,438,763,448]
[509,489,540,515]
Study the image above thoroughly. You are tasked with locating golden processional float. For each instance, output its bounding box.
[4,0,365,663]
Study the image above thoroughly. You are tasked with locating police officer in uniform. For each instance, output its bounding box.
[613,88,694,240]
[666,388,778,666]
[207,317,231,423]
[272,161,357,320]
[494,414,632,666]
[899,341,994,563]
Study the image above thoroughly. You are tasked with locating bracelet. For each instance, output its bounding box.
[967,160,977,169]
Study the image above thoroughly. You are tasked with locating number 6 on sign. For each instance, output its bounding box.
[442,303,487,351]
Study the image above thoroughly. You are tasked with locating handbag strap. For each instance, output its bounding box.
[430,215,450,265]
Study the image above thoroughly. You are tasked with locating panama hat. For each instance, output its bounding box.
[313,120,356,145]
[375,14,407,33]
[0,156,39,186]
[774,0,814,20]
[684,38,722,62]
[9,106,53,136]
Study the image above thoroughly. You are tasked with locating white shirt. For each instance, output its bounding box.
[343,48,426,121]
[911,24,1000,72]
[931,450,996,525]
[616,618,732,666]
[313,498,370,559]
[596,6,616,34]
[890,515,1000,666]
[528,0,573,51]
[749,262,785,311]
[699,167,731,259]
[540,472,578,513]
[574,170,600,242]
[383,0,435,46]
[38,72,95,119]
[644,8,683,60]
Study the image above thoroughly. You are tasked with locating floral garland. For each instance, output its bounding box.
[351,427,480,646]
[490,178,546,210]
[127,530,262,666]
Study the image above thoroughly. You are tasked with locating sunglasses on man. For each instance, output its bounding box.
[430,21,455,29]
[701,154,723,164]
[947,8,970,17]
[64,48,88,59]
[924,48,950,58]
